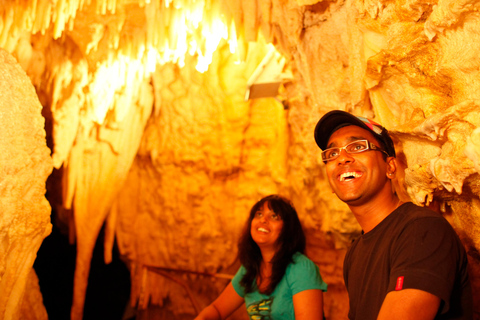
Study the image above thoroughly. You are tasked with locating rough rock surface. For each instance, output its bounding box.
[0,48,52,320]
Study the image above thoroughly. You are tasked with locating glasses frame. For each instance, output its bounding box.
[322,139,388,163]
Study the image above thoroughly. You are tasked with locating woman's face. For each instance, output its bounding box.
[250,202,284,250]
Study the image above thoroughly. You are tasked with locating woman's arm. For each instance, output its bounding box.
[194,282,244,320]
[293,289,324,320]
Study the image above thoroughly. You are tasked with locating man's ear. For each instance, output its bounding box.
[386,157,397,178]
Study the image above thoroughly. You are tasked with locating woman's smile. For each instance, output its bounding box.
[251,202,283,248]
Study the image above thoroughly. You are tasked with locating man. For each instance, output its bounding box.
[314,110,472,319]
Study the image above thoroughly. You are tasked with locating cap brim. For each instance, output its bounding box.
[314,110,374,150]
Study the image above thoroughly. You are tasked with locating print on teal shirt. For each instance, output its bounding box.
[246,298,273,320]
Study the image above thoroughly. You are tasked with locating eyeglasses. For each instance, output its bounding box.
[321,139,388,162]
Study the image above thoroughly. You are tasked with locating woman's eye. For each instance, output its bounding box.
[271,214,279,220]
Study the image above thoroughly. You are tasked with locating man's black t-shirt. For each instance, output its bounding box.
[344,202,472,319]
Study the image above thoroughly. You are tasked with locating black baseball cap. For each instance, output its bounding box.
[314,110,396,157]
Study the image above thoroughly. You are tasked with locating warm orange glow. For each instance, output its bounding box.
[150,0,238,73]
[195,18,229,72]
[1,0,241,74]
[90,54,148,124]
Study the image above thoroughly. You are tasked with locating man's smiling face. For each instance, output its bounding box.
[325,125,390,206]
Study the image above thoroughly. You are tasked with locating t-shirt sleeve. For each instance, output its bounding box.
[231,265,247,297]
[288,254,328,295]
[388,216,461,312]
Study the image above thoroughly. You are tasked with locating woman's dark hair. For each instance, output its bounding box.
[237,194,306,295]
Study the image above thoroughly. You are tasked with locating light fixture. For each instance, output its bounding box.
[245,44,293,100]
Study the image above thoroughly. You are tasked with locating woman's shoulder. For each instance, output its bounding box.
[287,252,327,291]
[290,252,317,268]
[292,252,309,262]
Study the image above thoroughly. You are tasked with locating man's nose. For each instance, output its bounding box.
[336,148,354,163]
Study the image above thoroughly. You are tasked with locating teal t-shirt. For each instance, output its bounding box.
[232,252,327,320]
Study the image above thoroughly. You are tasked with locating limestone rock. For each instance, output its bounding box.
[0,48,52,320]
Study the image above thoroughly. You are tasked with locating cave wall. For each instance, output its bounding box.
[0,0,480,319]
[0,48,52,320]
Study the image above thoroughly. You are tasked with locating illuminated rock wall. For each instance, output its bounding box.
[0,0,479,319]
[0,48,52,320]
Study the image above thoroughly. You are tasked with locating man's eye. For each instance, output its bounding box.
[327,150,338,158]
[348,142,367,152]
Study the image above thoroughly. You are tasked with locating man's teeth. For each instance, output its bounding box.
[340,172,362,182]
[258,227,269,233]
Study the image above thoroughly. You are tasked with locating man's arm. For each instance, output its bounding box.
[377,288,441,320]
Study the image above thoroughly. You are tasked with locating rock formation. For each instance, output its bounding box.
[0,0,479,319]
[0,48,52,320]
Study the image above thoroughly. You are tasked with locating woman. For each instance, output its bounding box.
[195,194,327,320]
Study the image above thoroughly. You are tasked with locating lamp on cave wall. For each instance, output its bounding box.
[245,44,293,100]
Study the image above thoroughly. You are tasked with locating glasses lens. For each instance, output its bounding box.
[322,140,371,162]
[322,148,339,161]
[346,140,369,153]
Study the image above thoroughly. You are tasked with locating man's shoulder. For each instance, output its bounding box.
[347,202,456,251]
[393,202,461,241]
[396,202,448,223]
